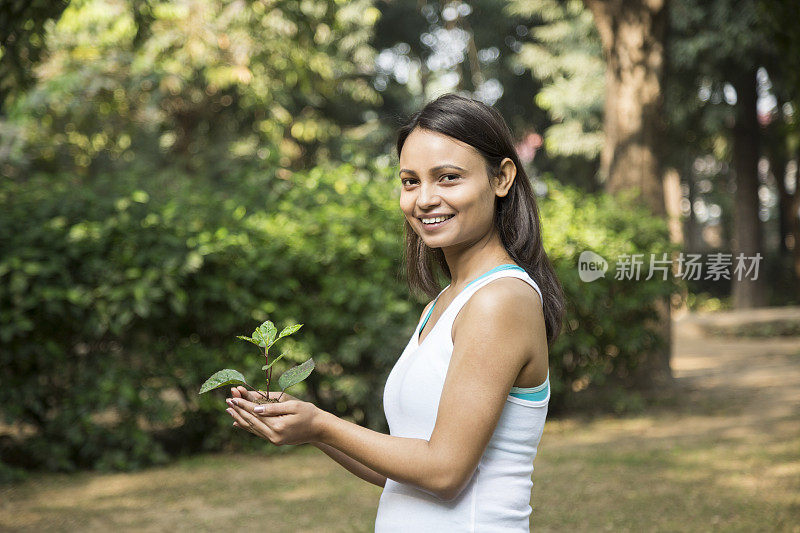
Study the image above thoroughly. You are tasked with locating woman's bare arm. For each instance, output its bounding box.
[233,386,386,488]
[306,302,433,491]
[313,283,539,501]
[311,441,387,488]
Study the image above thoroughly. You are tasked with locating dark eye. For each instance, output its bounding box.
[400,178,417,186]
[441,174,460,182]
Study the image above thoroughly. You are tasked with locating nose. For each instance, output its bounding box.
[416,182,441,209]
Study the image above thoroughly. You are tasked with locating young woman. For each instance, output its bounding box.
[225,93,565,531]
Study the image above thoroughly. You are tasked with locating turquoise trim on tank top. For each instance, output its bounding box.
[509,369,549,401]
[417,264,526,338]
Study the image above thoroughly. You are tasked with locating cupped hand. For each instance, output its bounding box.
[230,386,298,403]
[226,386,323,446]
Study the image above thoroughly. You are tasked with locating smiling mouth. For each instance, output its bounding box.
[418,214,455,229]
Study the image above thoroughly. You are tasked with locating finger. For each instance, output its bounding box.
[231,387,254,401]
[231,420,255,436]
[239,386,265,402]
[252,399,297,416]
[229,408,264,438]
[228,396,288,416]
[227,399,276,432]
[232,407,281,446]
[229,389,247,415]
[227,407,255,433]
[228,397,259,414]
[231,404,281,442]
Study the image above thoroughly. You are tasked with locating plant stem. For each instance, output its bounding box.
[264,343,272,394]
[242,383,270,401]
[265,342,273,393]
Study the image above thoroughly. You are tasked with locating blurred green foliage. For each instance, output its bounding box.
[3,0,384,180]
[1,0,679,477]
[0,161,415,473]
[507,0,605,159]
[540,176,682,409]
[0,165,676,473]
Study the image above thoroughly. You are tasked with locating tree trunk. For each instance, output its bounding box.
[767,137,791,257]
[684,167,701,252]
[663,166,684,245]
[663,166,689,313]
[789,155,800,281]
[585,0,668,216]
[731,68,768,308]
[584,0,673,389]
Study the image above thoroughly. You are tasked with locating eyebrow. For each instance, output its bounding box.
[399,164,467,177]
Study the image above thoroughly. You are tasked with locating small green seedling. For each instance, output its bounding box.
[198,319,314,404]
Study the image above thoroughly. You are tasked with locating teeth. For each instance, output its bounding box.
[422,215,453,224]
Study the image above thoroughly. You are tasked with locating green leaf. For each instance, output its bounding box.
[199,369,248,394]
[259,320,278,346]
[275,323,303,344]
[236,335,259,347]
[252,329,266,348]
[252,320,277,349]
[278,358,315,392]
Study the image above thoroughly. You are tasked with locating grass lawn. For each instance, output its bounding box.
[2,318,798,531]
[2,406,796,532]
[532,411,799,532]
[0,447,383,532]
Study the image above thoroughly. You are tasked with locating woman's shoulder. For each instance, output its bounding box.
[456,277,544,337]
[475,275,542,310]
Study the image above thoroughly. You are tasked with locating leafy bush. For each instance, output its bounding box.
[539,175,681,411]
[1,166,678,474]
[0,162,416,472]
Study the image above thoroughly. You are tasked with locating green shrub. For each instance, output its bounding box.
[0,162,416,473]
[1,166,678,474]
[539,175,681,411]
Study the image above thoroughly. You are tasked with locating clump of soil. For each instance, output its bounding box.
[254,391,280,404]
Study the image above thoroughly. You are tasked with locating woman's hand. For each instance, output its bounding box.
[230,386,290,404]
[226,386,325,446]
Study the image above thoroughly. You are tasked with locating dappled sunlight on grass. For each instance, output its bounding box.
[529,322,800,532]
[2,318,799,531]
[0,448,382,532]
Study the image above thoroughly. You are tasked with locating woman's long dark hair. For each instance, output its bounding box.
[396,93,565,346]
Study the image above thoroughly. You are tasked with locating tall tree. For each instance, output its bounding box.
[760,0,800,290]
[670,0,777,307]
[583,0,668,216]
[583,0,672,387]
[730,67,766,307]
[508,0,673,387]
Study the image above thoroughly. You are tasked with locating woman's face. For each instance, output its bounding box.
[398,128,507,250]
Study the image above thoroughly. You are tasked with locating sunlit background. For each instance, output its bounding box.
[1,0,798,530]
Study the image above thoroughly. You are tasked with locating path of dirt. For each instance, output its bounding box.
[669,307,800,433]
[536,306,800,532]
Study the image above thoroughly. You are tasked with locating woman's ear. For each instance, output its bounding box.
[493,157,516,198]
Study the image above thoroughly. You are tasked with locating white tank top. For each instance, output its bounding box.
[375,265,549,532]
